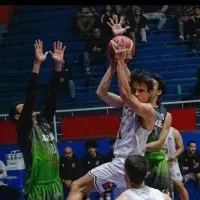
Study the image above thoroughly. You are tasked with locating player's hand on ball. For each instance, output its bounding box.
[107,17,130,36]
[34,39,48,63]
[112,39,127,61]
[49,41,66,65]
[167,156,175,163]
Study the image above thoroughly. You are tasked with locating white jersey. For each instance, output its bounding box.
[114,104,153,158]
[122,185,164,200]
[163,127,177,162]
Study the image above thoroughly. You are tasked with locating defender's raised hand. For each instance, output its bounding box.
[34,39,48,63]
[49,41,66,64]
[107,17,130,36]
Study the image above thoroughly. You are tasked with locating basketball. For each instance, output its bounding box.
[107,35,135,61]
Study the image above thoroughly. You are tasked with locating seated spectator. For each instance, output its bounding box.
[59,146,83,199]
[76,6,99,37]
[0,160,19,200]
[129,7,148,43]
[100,5,117,40]
[179,140,200,187]
[82,139,104,200]
[186,7,200,52]
[60,59,75,101]
[139,5,168,30]
[83,27,110,87]
[175,5,194,40]
[104,138,116,163]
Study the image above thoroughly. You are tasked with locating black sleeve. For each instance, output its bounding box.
[178,152,185,171]
[17,72,38,140]
[39,71,62,123]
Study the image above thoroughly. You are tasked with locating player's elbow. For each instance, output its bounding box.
[96,88,106,99]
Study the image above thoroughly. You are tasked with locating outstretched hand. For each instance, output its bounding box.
[107,17,130,36]
[112,39,134,62]
[34,39,48,63]
[49,41,66,64]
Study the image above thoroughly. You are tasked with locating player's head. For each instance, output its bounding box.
[9,102,36,124]
[187,140,197,155]
[109,138,116,151]
[85,139,97,157]
[93,28,101,39]
[64,146,73,160]
[151,73,166,102]
[124,155,148,186]
[129,69,154,103]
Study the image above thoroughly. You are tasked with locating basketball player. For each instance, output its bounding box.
[145,73,172,191]
[163,127,189,200]
[9,40,66,200]
[66,39,156,200]
[116,155,172,200]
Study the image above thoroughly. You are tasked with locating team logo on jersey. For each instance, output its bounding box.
[72,162,75,168]
[102,182,116,191]
[177,172,180,177]
[96,160,99,165]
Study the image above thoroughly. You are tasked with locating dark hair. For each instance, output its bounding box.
[152,73,166,95]
[129,69,154,92]
[9,101,23,123]
[187,140,196,147]
[109,138,116,146]
[125,155,148,185]
[85,139,97,149]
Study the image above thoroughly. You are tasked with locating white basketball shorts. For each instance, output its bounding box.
[89,157,126,193]
[168,161,183,181]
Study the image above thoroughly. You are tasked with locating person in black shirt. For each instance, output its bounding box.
[84,27,110,87]
[104,138,116,163]
[60,58,75,101]
[8,40,66,200]
[179,140,200,187]
[82,139,104,200]
[186,7,200,52]
[60,146,83,199]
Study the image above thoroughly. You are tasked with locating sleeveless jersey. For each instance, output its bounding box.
[163,127,177,162]
[23,119,63,199]
[122,185,164,200]
[147,104,167,143]
[114,104,153,158]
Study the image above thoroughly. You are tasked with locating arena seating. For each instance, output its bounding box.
[0,5,199,116]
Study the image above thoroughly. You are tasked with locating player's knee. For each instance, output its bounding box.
[70,180,82,193]
[173,180,184,189]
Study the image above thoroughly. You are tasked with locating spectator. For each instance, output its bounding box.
[104,138,116,163]
[100,5,117,40]
[179,140,200,187]
[187,7,200,52]
[60,59,76,101]
[76,6,99,37]
[129,7,148,43]
[0,160,19,200]
[59,146,83,199]
[139,5,168,30]
[82,139,104,200]
[83,27,109,87]
[176,5,194,40]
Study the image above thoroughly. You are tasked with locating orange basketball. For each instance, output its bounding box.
[107,35,135,61]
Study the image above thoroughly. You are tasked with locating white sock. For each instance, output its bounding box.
[106,197,111,200]
[86,198,90,200]
[99,198,104,200]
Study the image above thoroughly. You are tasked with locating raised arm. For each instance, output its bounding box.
[40,41,66,123]
[167,128,184,163]
[146,112,172,151]
[114,40,155,123]
[17,40,48,137]
[96,62,124,108]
